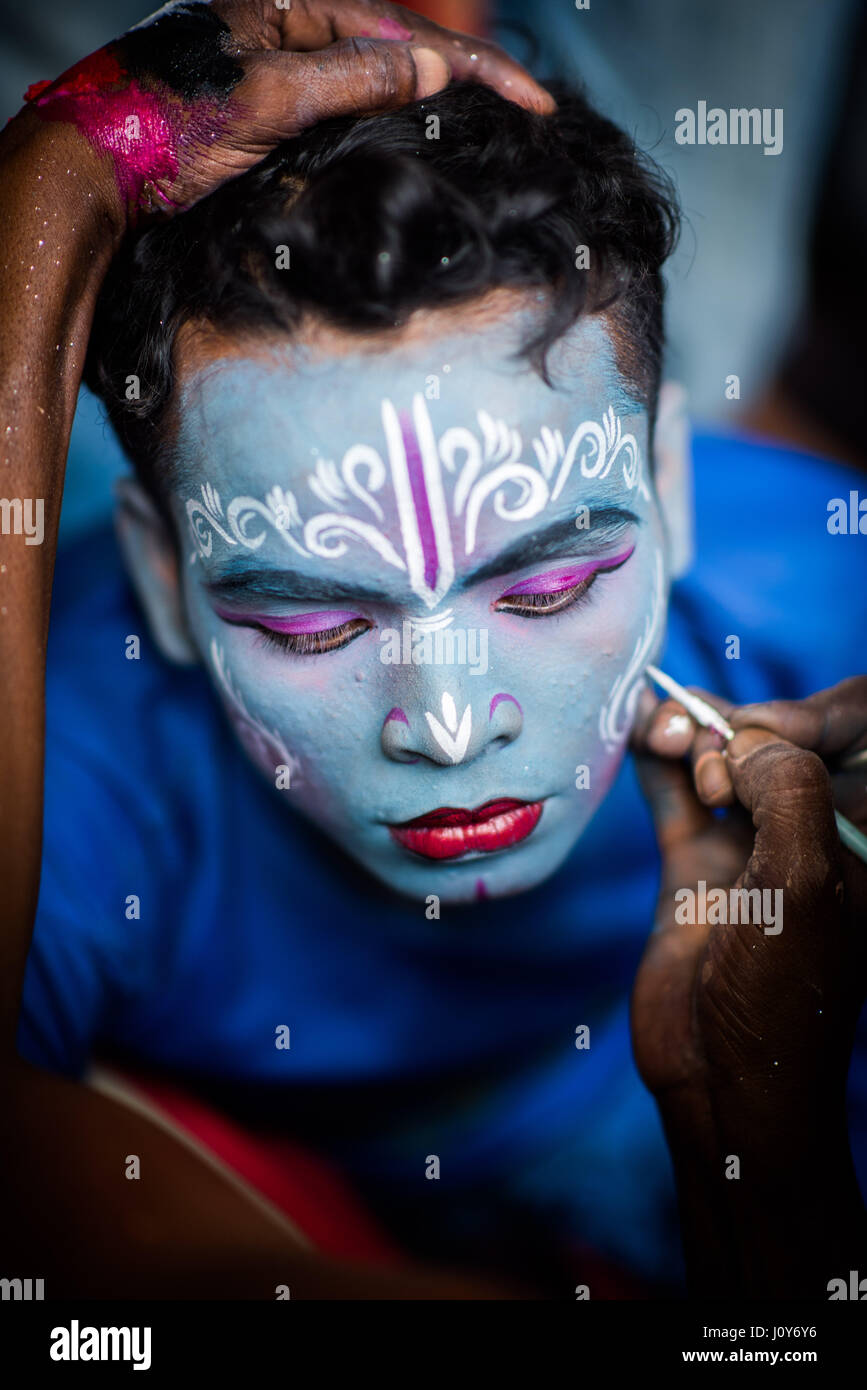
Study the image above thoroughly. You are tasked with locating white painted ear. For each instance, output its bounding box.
[652,380,693,580]
[113,477,199,666]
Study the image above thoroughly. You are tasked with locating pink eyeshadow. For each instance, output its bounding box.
[216,608,359,635]
[500,545,635,597]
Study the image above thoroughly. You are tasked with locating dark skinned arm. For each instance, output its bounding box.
[0,0,552,1299]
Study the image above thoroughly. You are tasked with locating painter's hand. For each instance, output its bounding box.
[628,677,867,1295]
[629,677,867,1130]
[22,0,552,220]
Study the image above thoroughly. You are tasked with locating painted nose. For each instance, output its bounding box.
[381,692,523,766]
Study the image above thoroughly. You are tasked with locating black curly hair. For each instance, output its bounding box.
[85,78,679,499]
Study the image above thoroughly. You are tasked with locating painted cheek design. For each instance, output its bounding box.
[598,549,666,751]
[499,546,635,598]
[209,639,301,783]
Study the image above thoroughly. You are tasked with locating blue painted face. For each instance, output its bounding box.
[169,310,670,902]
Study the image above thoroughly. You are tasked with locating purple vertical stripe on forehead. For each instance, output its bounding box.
[489,692,523,721]
[385,707,409,725]
[399,409,439,593]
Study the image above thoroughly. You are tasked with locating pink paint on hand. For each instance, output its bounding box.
[24,79,54,102]
[24,46,222,212]
[378,17,415,41]
[358,18,414,40]
[26,49,179,209]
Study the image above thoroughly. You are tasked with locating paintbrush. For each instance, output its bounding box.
[644,663,867,866]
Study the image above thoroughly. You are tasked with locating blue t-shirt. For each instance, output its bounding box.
[16,430,867,1287]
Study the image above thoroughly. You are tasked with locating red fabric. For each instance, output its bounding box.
[121,1070,405,1265]
[113,1069,657,1295]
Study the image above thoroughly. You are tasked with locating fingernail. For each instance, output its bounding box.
[664,713,692,740]
[412,47,450,98]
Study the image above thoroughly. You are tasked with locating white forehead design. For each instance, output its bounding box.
[185,396,648,610]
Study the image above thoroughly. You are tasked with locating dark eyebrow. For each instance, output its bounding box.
[464,507,641,585]
[203,506,640,605]
[204,567,394,604]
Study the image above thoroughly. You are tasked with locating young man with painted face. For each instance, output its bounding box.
[1,2,866,1300]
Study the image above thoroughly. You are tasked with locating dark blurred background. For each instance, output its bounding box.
[3,0,864,534]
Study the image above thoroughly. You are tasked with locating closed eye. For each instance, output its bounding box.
[493,545,635,618]
[255,619,372,655]
[215,607,372,655]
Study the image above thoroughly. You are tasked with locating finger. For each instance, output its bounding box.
[635,678,736,755]
[642,698,697,758]
[690,727,735,807]
[641,679,738,743]
[728,676,867,760]
[236,40,451,136]
[633,750,715,858]
[725,727,843,906]
[334,3,556,113]
[630,686,695,757]
[264,1,556,113]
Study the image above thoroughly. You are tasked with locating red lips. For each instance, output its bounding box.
[388,798,543,860]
